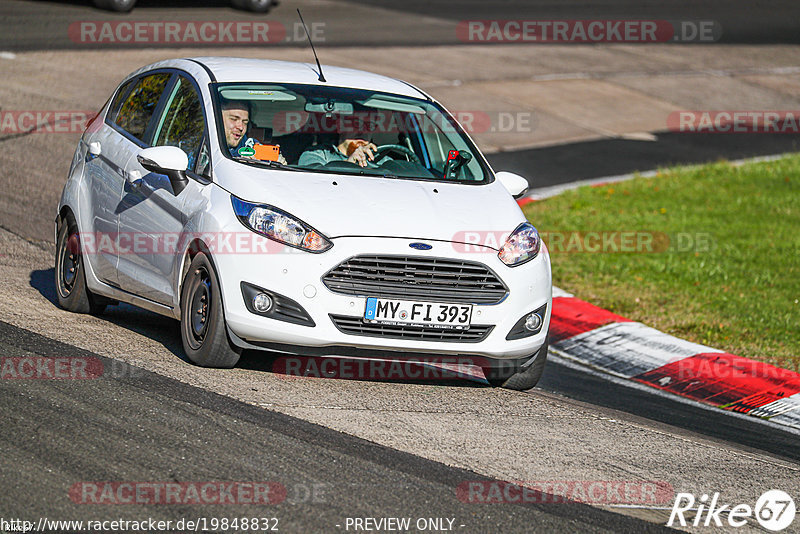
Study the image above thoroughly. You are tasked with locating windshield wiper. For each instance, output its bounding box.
[232,157,301,172]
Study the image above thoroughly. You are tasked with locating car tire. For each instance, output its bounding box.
[231,0,274,13]
[483,339,548,391]
[180,252,242,368]
[55,215,108,315]
[93,0,136,12]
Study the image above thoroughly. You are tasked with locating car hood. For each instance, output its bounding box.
[215,161,526,248]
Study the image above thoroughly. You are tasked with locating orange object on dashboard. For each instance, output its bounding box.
[345,139,368,157]
[254,144,280,161]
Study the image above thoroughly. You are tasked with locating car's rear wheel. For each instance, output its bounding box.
[180,252,242,368]
[483,339,548,390]
[55,215,108,315]
[231,0,274,13]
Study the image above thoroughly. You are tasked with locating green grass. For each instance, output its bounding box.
[524,155,800,370]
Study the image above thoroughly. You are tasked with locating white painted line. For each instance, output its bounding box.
[552,322,722,378]
[619,132,658,142]
[758,393,800,427]
[428,65,800,93]
[0,51,17,60]
[551,286,574,299]
[525,170,660,201]
[525,65,800,83]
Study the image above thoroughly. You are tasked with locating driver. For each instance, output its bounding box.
[298,133,378,168]
[221,99,255,157]
[222,99,287,164]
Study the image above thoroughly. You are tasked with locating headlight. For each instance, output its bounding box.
[498,222,540,266]
[231,196,332,253]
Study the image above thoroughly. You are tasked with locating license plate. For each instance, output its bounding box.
[364,297,473,329]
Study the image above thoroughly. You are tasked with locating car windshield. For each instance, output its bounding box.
[213,83,489,182]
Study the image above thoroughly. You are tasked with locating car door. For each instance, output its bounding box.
[81,78,137,286]
[116,73,209,306]
[91,71,172,296]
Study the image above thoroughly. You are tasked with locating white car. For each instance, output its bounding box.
[56,57,552,389]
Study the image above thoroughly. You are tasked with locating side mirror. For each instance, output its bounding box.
[496,171,529,199]
[136,146,189,196]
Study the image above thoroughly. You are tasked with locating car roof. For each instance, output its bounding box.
[186,57,428,100]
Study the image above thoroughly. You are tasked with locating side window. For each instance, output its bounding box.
[195,140,211,177]
[114,73,171,142]
[153,76,206,169]
[107,78,135,124]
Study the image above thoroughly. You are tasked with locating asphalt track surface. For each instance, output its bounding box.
[488,132,800,189]
[2,1,800,533]
[1,321,671,533]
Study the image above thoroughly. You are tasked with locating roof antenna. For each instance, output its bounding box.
[297,9,326,83]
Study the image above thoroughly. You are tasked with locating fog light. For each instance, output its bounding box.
[524,312,543,332]
[253,293,273,313]
[506,304,547,340]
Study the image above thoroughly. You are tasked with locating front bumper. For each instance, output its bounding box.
[215,235,551,361]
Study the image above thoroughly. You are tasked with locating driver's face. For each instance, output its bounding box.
[222,107,249,148]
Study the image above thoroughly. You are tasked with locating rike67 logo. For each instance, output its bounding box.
[668,490,796,531]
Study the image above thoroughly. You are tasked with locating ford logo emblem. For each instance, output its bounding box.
[409,242,432,250]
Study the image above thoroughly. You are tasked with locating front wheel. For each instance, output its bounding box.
[180,253,242,368]
[483,339,548,390]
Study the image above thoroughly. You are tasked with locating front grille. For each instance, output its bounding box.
[330,315,493,343]
[322,255,508,304]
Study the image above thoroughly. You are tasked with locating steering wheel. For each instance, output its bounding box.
[374,144,420,163]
